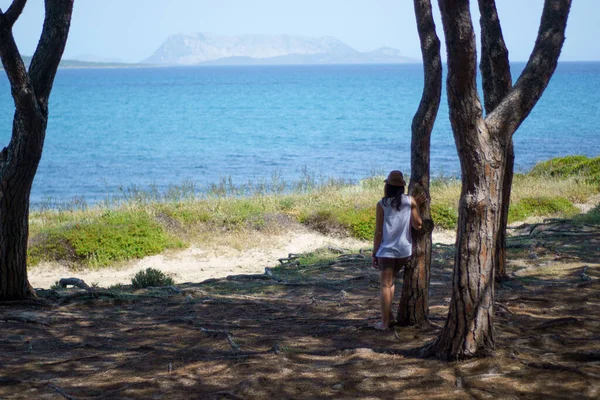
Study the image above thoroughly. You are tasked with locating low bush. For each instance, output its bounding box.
[131,268,174,289]
[26,156,600,271]
[530,155,600,185]
[28,211,184,268]
[508,197,578,223]
[430,204,458,230]
[574,204,600,225]
[299,209,349,237]
[337,207,376,240]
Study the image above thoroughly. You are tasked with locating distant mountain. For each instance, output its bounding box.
[15,56,141,69]
[71,54,127,64]
[143,33,416,66]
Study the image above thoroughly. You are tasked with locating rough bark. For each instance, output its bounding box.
[0,0,74,300]
[434,0,501,359]
[397,0,442,327]
[478,0,513,281]
[432,0,571,360]
[496,142,513,280]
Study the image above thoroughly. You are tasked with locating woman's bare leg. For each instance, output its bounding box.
[380,268,395,326]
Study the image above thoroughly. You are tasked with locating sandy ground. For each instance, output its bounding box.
[28,228,457,289]
[3,219,598,399]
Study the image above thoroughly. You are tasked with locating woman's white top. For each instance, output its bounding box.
[375,195,413,258]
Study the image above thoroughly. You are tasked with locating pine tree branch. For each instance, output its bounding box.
[437,0,484,133]
[486,0,572,136]
[477,0,512,115]
[0,12,39,121]
[28,0,74,111]
[4,0,28,27]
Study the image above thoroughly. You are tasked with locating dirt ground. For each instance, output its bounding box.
[1,219,599,399]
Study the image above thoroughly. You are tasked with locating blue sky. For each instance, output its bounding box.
[3,0,597,63]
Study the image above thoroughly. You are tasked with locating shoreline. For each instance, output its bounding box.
[25,156,600,289]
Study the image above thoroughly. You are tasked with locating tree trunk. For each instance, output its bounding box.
[398,223,432,326]
[434,136,504,359]
[477,0,513,282]
[0,198,31,299]
[495,140,513,281]
[0,0,74,301]
[433,0,503,359]
[0,116,45,300]
[398,0,442,327]
[432,0,571,360]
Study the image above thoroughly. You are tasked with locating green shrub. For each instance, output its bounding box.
[508,197,578,223]
[131,268,174,289]
[338,207,376,240]
[299,209,348,236]
[530,155,600,185]
[430,204,458,230]
[574,204,600,225]
[28,211,183,267]
[299,205,376,240]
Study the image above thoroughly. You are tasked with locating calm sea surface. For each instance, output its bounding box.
[0,62,598,207]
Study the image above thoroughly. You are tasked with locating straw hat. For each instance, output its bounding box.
[384,170,406,186]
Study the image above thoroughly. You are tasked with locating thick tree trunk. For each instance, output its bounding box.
[0,0,74,301]
[0,117,45,300]
[433,0,502,359]
[398,0,442,327]
[398,222,431,326]
[434,137,504,359]
[0,175,34,299]
[430,0,571,360]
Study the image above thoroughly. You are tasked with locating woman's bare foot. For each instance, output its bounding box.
[388,312,395,325]
[370,321,389,331]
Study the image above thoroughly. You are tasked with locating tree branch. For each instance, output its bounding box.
[412,0,442,154]
[437,0,484,136]
[0,14,39,120]
[478,0,512,114]
[4,0,28,27]
[486,0,572,135]
[28,0,74,111]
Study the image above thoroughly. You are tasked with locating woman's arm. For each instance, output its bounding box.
[410,193,426,230]
[372,202,384,261]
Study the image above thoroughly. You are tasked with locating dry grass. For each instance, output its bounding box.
[27,157,600,269]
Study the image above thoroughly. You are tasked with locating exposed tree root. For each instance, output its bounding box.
[48,383,79,400]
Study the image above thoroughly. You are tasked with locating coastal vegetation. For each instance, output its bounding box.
[27,155,600,269]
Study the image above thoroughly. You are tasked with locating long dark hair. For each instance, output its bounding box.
[382,183,405,210]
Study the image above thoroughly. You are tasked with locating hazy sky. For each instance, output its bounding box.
[3,0,598,63]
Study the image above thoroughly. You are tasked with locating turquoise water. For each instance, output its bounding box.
[0,62,598,206]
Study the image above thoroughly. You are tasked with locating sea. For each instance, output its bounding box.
[0,62,598,208]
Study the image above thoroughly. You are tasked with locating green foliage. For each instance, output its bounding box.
[338,207,376,240]
[296,248,340,267]
[131,268,174,289]
[299,206,375,240]
[109,283,127,291]
[530,155,600,185]
[27,156,600,272]
[298,209,345,236]
[430,204,458,230]
[574,204,600,225]
[29,211,184,268]
[508,197,578,223]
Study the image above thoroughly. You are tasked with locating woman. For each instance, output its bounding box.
[371,170,426,331]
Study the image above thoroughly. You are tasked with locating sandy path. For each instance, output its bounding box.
[29,231,367,289]
[29,228,457,289]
